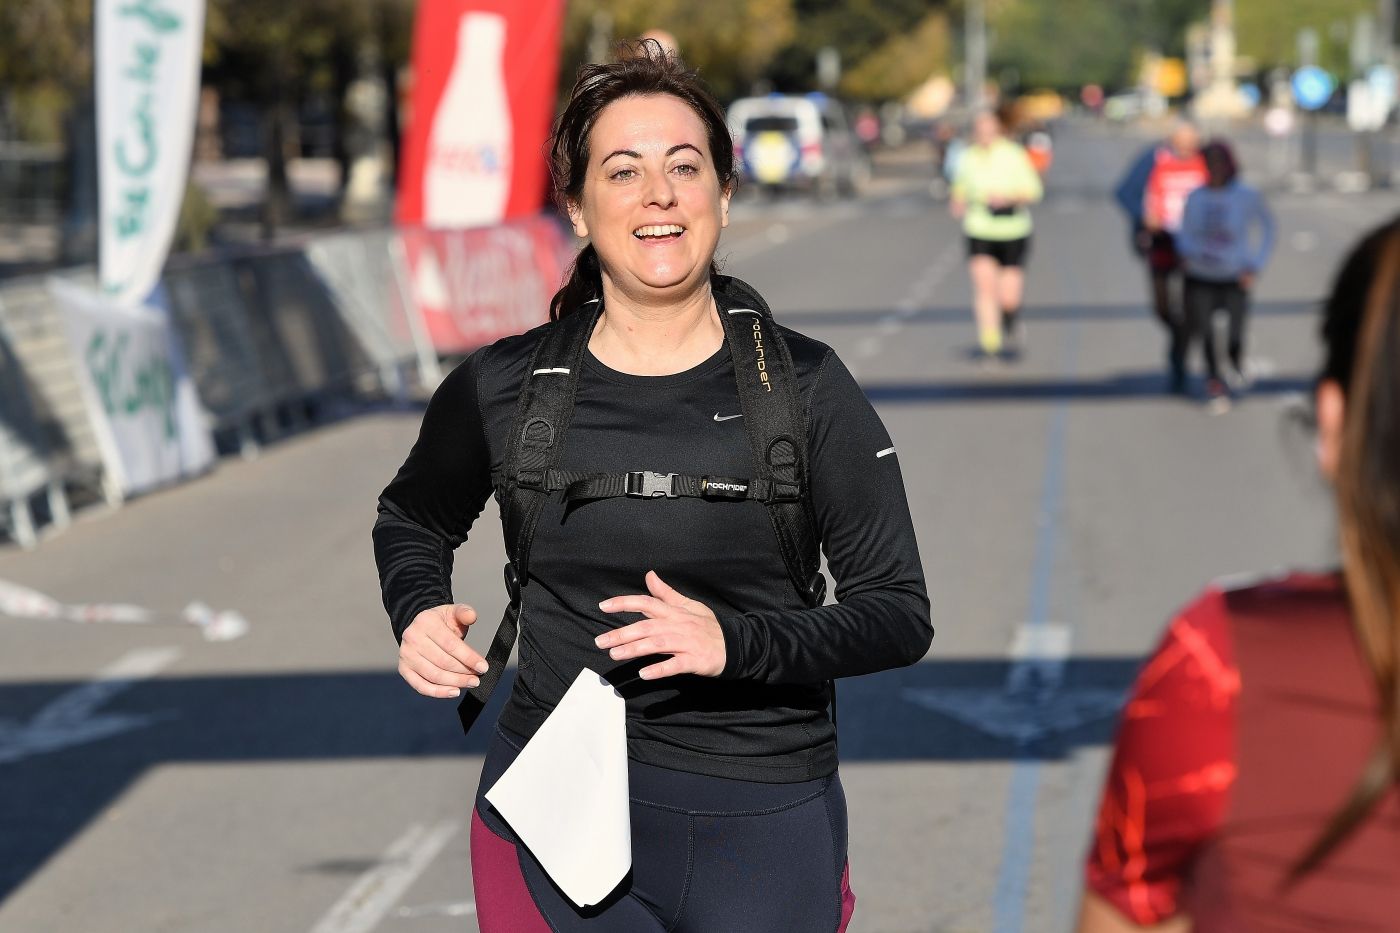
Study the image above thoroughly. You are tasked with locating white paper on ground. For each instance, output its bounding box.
[484,668,630,907]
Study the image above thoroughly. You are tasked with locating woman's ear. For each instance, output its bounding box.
[567,200,589,239]
[1316,379,1346,482]
[720,183,732,229]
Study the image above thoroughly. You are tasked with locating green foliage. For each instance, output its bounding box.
[988,0,1139,92]
[0,0,92,142]
[1235,0,1373,73]
[560,0,797,102]
[767,0,937,97]
[840,10,952,100]
[173,180,219,253]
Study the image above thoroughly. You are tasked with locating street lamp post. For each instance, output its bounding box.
[965,0,986,111]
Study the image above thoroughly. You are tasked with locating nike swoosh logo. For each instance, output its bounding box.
[713,413,744,422]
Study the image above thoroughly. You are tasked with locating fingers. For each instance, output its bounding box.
[417,635,482,677]
[595,618,655,651]
[400,648,480,689]
[399,661,468,699]
[644,570,687,607]
[604,633,667,661]
[599,594,665,617]
[423,624,490,674]
[450,603,478,633]
[638,657,685,681]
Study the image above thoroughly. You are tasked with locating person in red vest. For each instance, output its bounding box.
[1140,122,1207,394]
[1078,216,1400,931]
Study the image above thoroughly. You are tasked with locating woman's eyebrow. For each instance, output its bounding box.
[601,143,701,165]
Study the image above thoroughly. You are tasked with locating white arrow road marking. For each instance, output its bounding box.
[902,624,1125,745]
[0,647,180,765]
[0,579,249,641]
[309,821,459,933]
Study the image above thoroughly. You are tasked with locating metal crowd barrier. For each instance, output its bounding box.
[0,219,567,546]
[0,274,113,544]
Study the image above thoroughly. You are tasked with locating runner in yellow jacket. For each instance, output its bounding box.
[951,110,1044,359]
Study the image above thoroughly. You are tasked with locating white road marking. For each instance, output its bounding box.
[0,647,181,764]
[0,578,249,641]
[902,624,1124,744]
[395,900,477,919]
[309,821,460,933]
[1291,231,1318,252]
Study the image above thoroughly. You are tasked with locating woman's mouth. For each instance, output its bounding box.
[633,224,686,243]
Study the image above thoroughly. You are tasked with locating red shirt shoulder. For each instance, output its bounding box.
[1085,585,1239,924]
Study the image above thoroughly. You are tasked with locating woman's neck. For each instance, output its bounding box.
[589,277,724,376]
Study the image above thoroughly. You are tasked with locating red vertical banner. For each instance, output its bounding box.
[397,0,564,227]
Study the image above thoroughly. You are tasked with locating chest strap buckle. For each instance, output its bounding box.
[626,471,678,498]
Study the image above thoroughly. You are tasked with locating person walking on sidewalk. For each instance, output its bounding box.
[950,109,1044,361]
[1175,140,1275,413]
[1140,121,1207,392]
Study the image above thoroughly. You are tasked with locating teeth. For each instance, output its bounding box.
[634,224,685,238]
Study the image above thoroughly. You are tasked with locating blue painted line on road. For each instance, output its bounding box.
[991,324,1079,933]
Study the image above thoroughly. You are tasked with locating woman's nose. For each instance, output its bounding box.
[642,171,677,209]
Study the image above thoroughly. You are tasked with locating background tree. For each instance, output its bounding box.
[839,9,953,101]
[559,0,797,102]
[767,0,937,98]
[0,0,92,144]
[987,0,1139,92]
[1235,0,1373,74]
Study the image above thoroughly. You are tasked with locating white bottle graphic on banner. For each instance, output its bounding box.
[424,12,512,228]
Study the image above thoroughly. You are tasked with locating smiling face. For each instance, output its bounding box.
[567,94,730,301]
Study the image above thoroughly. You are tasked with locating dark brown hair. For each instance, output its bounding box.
[547,39,735,321]
[1293,217,1400,878]
[1202,139,1239,184]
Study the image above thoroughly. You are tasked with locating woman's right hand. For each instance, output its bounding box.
[398,604,490,698]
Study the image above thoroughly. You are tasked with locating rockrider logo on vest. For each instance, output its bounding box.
[752,321,771,392]
[701,478,749,494]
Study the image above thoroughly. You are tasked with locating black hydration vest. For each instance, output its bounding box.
[456,275,827,735]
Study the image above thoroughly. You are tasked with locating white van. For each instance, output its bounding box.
[727,93,870,197]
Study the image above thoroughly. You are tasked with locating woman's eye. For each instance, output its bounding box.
[610,168,636,181]
[673,163,699,176]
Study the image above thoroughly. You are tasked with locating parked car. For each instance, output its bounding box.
[727,93,871,198]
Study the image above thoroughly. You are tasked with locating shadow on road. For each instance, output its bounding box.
[863,372,1313,405]
[1,655,1141,902]
[777,299,1316,328]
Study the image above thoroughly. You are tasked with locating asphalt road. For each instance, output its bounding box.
[2,119,1397,933]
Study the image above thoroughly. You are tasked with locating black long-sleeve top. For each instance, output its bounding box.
[374,290,932,783]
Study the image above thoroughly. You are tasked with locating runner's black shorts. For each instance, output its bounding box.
[966,236,1031,268]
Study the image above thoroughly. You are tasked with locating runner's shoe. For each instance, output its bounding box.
[1001,312,1024,358]
[1205,378,1232,415]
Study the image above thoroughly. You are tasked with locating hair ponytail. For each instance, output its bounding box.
[550,243,603,321]
[1292,220,1400,881]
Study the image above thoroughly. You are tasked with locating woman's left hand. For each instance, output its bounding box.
[596,571,726,680]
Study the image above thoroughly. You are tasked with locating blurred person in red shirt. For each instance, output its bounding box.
[1077,217,1400,931]
[1140,122,1207,394]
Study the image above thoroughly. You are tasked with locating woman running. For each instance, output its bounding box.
[1078,217,1400,930]
[950,109,1043,360]
[373,41,932,932]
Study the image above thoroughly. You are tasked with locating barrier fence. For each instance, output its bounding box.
[0,213,575,547]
